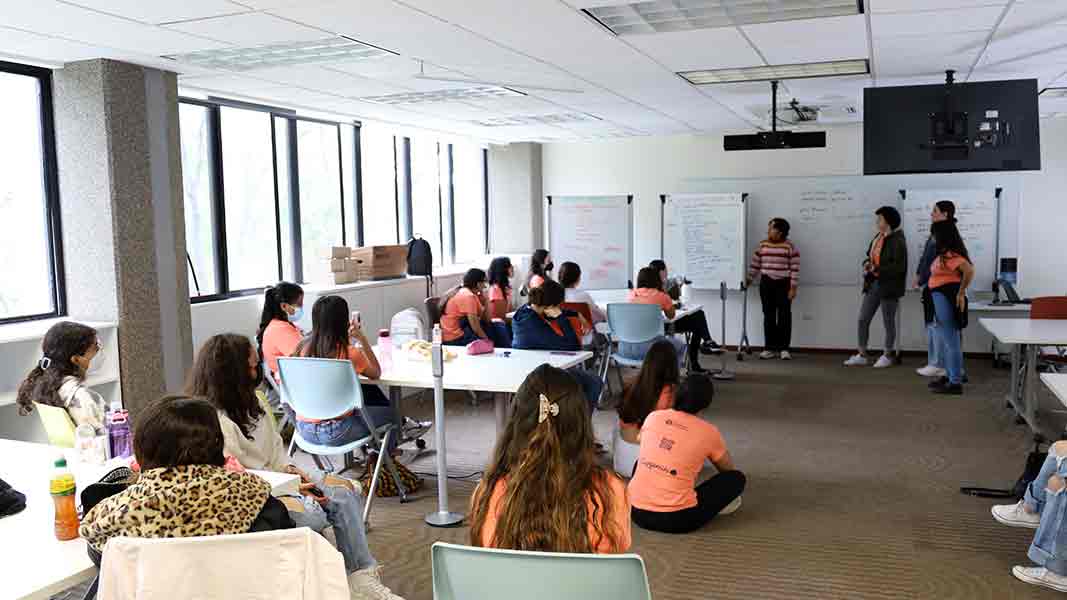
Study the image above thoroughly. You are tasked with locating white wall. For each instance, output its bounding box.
[540,121,1067,352]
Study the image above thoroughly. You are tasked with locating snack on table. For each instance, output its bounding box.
[402,340,457,362]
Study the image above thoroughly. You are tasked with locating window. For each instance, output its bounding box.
[296,119,344,282]
[452,143,488,262]
[340,124,359,246]
[178,103,218,296]
[410,136,443,265]
[219,106,280,291]
[274,117,295,282]
[0,63,63,323]
[360,123,399,246]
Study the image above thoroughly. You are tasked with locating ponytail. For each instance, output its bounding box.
[256,282,303,354]
[16,322,97,416]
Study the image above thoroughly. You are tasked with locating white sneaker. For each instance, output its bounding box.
[780,351,792,361]
[1012,566,1067,592]
[759,350,776,360]
[992,501,1041,529]
[873,354,894,369]
[916,365,947,377]
[719,495,742,516]
[349,565,405,600]
[843,354,868,367]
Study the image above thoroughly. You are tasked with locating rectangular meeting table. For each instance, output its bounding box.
[0,438,299,600]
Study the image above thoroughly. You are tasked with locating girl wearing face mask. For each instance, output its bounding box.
[526,249,554,292]
[16,321,107,433]
[257,282,305,382]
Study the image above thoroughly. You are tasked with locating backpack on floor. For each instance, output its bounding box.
[961,446,1047,500]
[358,460,422,498]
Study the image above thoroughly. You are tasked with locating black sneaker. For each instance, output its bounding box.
[700,340,723,355]
[933,383,963,395]
[928,376,949,390]
[689,362,709,374]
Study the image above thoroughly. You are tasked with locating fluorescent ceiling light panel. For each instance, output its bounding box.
[362,86,525,106]
[1040,87,1067,99]
[470,113,602,127]
[585,0,862,35]
[680,59,869,84]
[164,36,395,71]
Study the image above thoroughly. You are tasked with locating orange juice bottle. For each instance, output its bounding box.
[50,457,79,541]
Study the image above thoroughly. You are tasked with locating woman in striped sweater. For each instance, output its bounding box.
[747,218,800,360]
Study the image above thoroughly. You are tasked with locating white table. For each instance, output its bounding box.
[373,347,593,434]
[971,302,1031,365]
[1041,373,1067,410]
[980,318,1067,438]
[0,439,298,600]
[586,289,703,324]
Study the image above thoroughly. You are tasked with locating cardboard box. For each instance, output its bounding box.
[332,270,359,285]
[331,246,351,259]
[349,245,407,280]
[329,258,349,273]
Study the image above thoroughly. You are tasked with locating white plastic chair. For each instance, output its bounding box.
[277,356,409,515]
[604,303,667,391]
[431,542,651,600]
[98,528,349,600]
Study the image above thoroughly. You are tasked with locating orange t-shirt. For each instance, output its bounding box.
[620,385,675,432]
[628,409,727,512]
[262,319,303,378]
[628,287,673,313]
[441,288,483,342]
[294,345,370,423]
[474,475,632,553]
[529,274,545,289]
[487,284,512,320]
[928,252,968,290]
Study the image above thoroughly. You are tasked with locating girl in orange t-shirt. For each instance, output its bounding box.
[927,220,975,394]
[256,282,305,382]
[613,340,680,477]
[486,257,515,321]
[439,268,511,347]
[523,248,553,295]
[469,364,631,554]
[629,374,746,534]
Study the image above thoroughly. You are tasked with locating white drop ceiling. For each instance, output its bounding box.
[2,0,1067,143]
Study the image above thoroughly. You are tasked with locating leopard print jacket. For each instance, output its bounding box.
[80,464,271,552]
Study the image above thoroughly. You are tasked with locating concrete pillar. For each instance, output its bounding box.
[488,142,543,252]
[52,59,193,414]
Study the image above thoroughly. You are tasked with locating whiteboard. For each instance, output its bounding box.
[902,189,999,289]
[662,193,747,290]
[546,195,633,290]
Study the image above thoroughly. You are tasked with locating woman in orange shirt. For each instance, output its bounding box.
[614,340,680,477]
[469,364,631,553]
[629,374,746,534]
[439,268,511,347]
[256,282,305,381]
[927,220,974,395]
[621,267,696,371]
[486,257,514,321]
[524,248,553,294]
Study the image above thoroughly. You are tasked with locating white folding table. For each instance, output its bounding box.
[1042,373,1067,411]
[970,302,1031,366]
[980,318,1067,438]
[0,439,298,600]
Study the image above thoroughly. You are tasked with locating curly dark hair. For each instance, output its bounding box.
[16,321,98,416]
[186,333,264,439]
[134,395,227,470]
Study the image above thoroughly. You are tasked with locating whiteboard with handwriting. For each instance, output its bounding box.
[902,189,997,290]
[547,195,633,290]
[662,193,747,290]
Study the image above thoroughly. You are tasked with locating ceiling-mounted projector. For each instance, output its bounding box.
[725,81,827,151]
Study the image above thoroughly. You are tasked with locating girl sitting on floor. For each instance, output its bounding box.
[16,321,106,433]
[614,340,680,477]
[629,374,746,534]
[469,364,631,553]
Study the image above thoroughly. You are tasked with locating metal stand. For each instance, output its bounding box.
[712,282,736,380]
[425,329,464,527]
[736,283,751,361]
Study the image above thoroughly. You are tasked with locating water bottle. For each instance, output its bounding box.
[378,329,393,371]
[107,401,132,459]
[74,424,103,465]
[50,457,79,541]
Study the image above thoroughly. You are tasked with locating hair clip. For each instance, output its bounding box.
[538,393,559,424]
[39,357,52,370]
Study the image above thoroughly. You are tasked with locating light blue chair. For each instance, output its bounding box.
[261,361,293,432]
[277,356,409,514]
[605,303,667,391]
[431,542,651,600]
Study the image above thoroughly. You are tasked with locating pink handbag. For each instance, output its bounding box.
[466,338,495,355]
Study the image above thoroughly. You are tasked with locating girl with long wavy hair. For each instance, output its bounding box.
[16,321,106,433]
[469,364,631,553]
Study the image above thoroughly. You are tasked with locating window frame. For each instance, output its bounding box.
[0,60,67,325]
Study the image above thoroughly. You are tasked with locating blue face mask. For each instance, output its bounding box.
[287,307,304,323]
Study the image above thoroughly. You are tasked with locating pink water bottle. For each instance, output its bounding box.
[378,329,393,371]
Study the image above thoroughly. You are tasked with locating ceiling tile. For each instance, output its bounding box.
[252,65,410,96]
[624,28,764,72]
[164,12,327,45]
[64,0,249,25]
[743,14,868,64]
[0,26,113,64]
[871,5,1004,37]
[871,0,1008,13]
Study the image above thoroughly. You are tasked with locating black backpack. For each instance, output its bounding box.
[407,237,433,277]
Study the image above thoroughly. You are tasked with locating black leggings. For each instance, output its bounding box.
[673,310,714,360]
[631,470,746,534]
[759,276,792,352]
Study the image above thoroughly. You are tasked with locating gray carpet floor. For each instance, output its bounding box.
[299,353,1067,600]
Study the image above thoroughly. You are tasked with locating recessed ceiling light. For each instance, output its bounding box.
[680,59,869,85]
[361,86,525,105]
[584,0,863,35]
[164,36,395,71]
[1040,87,1067,99]
[470,113,602,127]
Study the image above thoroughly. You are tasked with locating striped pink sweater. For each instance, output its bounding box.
[749,240,799,286]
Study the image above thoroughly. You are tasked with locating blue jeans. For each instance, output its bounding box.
[618,335,686,368]
[287,471,376,573]
[444,318,512,348]
[926,322,941,368]
[568,368,603,414]
[931,292,964,385]
[296,403,400,454]
[1026,448,1067,575]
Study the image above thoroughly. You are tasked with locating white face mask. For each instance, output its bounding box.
[543,307,562,319]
